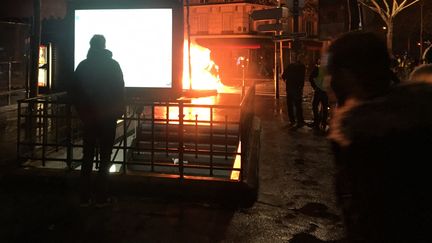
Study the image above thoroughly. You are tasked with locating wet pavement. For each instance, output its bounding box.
[0,83,346,242]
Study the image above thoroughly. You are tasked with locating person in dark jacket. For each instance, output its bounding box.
[70,35,125,206]
[282,55,306,128]
[327,31,432,243]
[309,61,329,131]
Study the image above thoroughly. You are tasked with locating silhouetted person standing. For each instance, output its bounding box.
[309,62,329,131]
[282,56,306,128]
[70,35,124,206]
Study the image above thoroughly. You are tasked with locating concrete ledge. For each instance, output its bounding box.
[245,117,261,190]
[2,166,257,206]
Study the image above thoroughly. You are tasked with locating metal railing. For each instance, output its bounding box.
[17,87,255,182]
[0,61,27,106]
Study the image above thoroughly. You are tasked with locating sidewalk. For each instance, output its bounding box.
[246,96,344,242]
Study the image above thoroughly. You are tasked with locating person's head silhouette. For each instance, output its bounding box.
[326,31,392,104]
[89,34,106,50]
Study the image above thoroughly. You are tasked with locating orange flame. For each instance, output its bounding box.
[183,41,223,91]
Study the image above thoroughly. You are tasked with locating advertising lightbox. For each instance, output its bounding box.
[74,8,173,88]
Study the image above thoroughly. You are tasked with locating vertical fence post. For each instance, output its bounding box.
[123,107,127,174]
[66,103,73,169]
[209,107,213,176]
[165,103,169,156]
[240,107,245,182]
[8,61,12,105]
[225,115,228,160]
[195,114,198,158]
[151,104,155,172]
[239,95,248,182]
[16,101,22,166]
[42,101,48,166]
[55,103,59,152]
[29,101,36,158]
[178,101,184,179]
[37,103,42,144]
[136,105,141,160]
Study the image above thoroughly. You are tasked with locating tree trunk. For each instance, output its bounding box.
[386,20,394,54]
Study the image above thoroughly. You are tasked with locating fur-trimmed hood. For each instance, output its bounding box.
[329,83,432,147]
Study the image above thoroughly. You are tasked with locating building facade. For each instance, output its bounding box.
[185,0,276,84]
[184,0,320,84]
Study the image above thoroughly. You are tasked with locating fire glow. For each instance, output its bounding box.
[182,41,223,92]
[155,96,216,125]
[151,41,236,124]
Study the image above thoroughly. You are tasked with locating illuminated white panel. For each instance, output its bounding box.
[74,9,172,88]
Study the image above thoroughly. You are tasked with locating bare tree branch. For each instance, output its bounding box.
[358,0,419,21]
[370,0,390,18]
[383,0,391,16]
[359,1,388,21]
[394,0,420,16]
[394,0,400,12]
[358,0,420,53]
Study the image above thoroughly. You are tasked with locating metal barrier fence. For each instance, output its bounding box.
[0,61,27,106]
[17,87,255,182]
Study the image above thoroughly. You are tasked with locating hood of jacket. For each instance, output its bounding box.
[329,82,432,147]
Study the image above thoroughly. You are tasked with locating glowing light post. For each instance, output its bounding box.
[237,56,248,97]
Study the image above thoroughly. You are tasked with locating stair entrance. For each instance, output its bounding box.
[16,88,256,183]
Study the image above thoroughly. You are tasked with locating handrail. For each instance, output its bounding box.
[18,92,67,102]
[19,91,249,109]
[0,21,30,26]
[0,89,26,96]
[0,61,23,65]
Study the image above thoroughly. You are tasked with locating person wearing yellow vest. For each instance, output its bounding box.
[309,61,329,131]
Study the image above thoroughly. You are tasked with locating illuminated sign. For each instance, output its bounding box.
[38,45,48,87]
[74,9,173,88]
